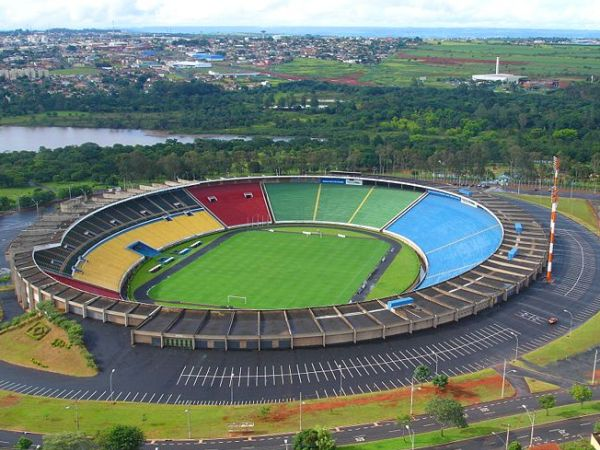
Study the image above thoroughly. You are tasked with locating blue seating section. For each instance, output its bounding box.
[386,192,502,288]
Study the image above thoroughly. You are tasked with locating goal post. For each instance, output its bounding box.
[227,295,247,307]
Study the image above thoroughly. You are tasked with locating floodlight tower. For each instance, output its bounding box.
[546,156,560,282]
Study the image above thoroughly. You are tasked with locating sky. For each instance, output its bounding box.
[0,0,599,31]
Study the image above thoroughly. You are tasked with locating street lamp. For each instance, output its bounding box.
[184,409,191,439]
[65,403,79,431]
[491,423,510,450]
[230,372,234,404]
[284,438,289,450]
[510,332,519,361]
[409,377,415,416]
[405,424,415,450]
[501,360,517,399]
[563,309,574,336]
[109,368,116,403]
[432,352,438,375]
[337,363,343,394]
[593,349,599,385]
[299,392,305,431]
[522,404,535,449]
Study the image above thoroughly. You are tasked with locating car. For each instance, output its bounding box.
[548,317,559,325]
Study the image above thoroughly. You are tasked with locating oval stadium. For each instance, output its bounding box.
[8,175,547,351]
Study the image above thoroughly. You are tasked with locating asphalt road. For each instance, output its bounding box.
[0,200,599,407]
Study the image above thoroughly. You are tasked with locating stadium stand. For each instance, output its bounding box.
[73,211,222,292]
[386,192,503,288]
[34,187,202,275]
[264,182,319,222]
[186,182,271,227]
[349,187,421,228]
[316,184,373,223]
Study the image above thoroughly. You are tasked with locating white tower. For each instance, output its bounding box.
[496,56,500,75]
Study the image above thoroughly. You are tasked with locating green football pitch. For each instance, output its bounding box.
[145,227,418,309]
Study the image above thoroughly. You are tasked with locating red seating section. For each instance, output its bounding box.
[186,182,271,227]
[51,274,121,300]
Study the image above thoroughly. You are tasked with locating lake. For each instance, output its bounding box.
[0,126,296,152]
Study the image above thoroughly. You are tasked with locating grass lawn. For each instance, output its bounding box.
[0,369,512,439]
[523,377,560,394]
[366,244,421,299]
[126,231,227,299]
[522,310,600,367]
[50,67,99,76]
[148,227,392,308]
[0,318,96,377]
[342,400,600,449]
[500,193,599,235]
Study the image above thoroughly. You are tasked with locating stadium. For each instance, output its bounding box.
[8,175,547,351]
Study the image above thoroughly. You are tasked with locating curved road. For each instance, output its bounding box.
[0,199,599,407]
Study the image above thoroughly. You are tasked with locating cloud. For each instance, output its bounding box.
[0,0,598,30]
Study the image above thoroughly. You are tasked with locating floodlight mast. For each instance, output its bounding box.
[546,156,560,282]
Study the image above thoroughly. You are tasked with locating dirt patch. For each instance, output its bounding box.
[0,394,21,408]
[264,70,372,86]
[263,374,504,422]
[396,53,529,67]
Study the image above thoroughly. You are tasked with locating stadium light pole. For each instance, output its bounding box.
[522,405,535,449]
[109,368,116,403]
[184,409,191,439]
[563,309,574,336]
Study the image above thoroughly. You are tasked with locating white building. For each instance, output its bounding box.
[472,57,525,83]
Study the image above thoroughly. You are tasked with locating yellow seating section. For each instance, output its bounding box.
[74,211,223,292]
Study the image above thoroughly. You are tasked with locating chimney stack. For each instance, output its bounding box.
[496,56,500,75]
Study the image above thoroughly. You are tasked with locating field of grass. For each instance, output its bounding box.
[501,193,599,235]
[523,377,560,393]
[50,67,99,76]
[269,41,600,87]
[148,227,394,308]
[366,244,421,299]
[343,400,600,450]
[0,369,512,439]
[0,318,96,377]
[522,310,600,367]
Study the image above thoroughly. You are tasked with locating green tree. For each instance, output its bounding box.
[425,398,467,436]
[538,394,556,416]
[293,427,336,450]
[507,441,522,450]
[15,437,33,449]
[413,365,431,383]
[96,425,144,450]
[43,432,97,450]
[594,421,600,433]
[432,374,449,390]
[570,384,593,406]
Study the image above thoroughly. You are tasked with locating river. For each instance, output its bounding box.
[0,126,298,152]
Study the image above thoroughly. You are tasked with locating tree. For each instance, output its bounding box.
[507,441,522,450]
[594,421,600,433]
[413,365,431,383]
[570,384,593,406]
[432,374,449,390]
[43,432,97,450]
[96,425,144,450]
[425,398,467,436]
[293,427,336,450]
[15,437,32,449]
[538,394,556,416]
